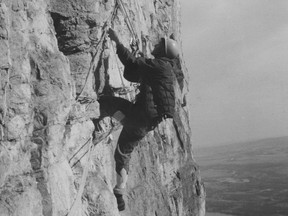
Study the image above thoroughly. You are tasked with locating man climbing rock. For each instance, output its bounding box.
[98,28,180,211]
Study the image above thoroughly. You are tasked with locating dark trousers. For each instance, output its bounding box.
[98,96,152,175]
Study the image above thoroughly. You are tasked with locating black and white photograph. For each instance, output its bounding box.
[0,0,287,216]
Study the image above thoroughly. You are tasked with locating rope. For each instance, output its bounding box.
[66,137,93,216]
[117,0,138,42]
[65,3,145,214]
[110,0,147,100]
[66,126,119,216]
[69,124,118,168]
[75,3,120,101]
[69,0,142,170]
[1,68,11,141]
[68,138,91,164]
[75,0,142,101]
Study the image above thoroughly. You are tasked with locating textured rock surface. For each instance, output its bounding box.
[0,0,205,215]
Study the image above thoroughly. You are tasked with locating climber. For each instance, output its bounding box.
[98,28,179,211]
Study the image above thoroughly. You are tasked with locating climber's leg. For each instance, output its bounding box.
[98,96,132,118]
[113,125,148,211]
[116,168,128,189]
[115,125,148,175]
[93,96,130,140]
[114,103,152,183]
[113,168,127,211]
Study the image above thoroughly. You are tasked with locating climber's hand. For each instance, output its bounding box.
[108,28,120,45]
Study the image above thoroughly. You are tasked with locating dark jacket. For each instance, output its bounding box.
[116,43,176,121]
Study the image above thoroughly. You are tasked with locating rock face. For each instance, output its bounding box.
[0,0,205,216]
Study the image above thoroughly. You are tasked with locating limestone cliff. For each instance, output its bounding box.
[0,0,205,216]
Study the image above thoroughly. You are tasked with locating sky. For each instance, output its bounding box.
[181,0,288,147]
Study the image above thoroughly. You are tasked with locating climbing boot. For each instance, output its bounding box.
[113,187,125,211]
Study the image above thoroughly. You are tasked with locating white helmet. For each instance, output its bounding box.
[164,37,179,59]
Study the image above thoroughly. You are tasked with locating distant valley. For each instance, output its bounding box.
[194,136,288,216]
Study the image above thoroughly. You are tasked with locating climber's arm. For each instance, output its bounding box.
[116,43,152,70]
[108,28,152,78]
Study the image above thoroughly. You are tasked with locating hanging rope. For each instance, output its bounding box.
[69,123,118,168]
[1,68,11,141]
[66,136,93,216]
[68,138,91,165]
[75,2,120,101]
[116,0,142,53]
[66,121,120,216]
[117,0,138,43]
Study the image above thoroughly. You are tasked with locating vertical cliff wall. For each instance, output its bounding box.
[0,0,205,215]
